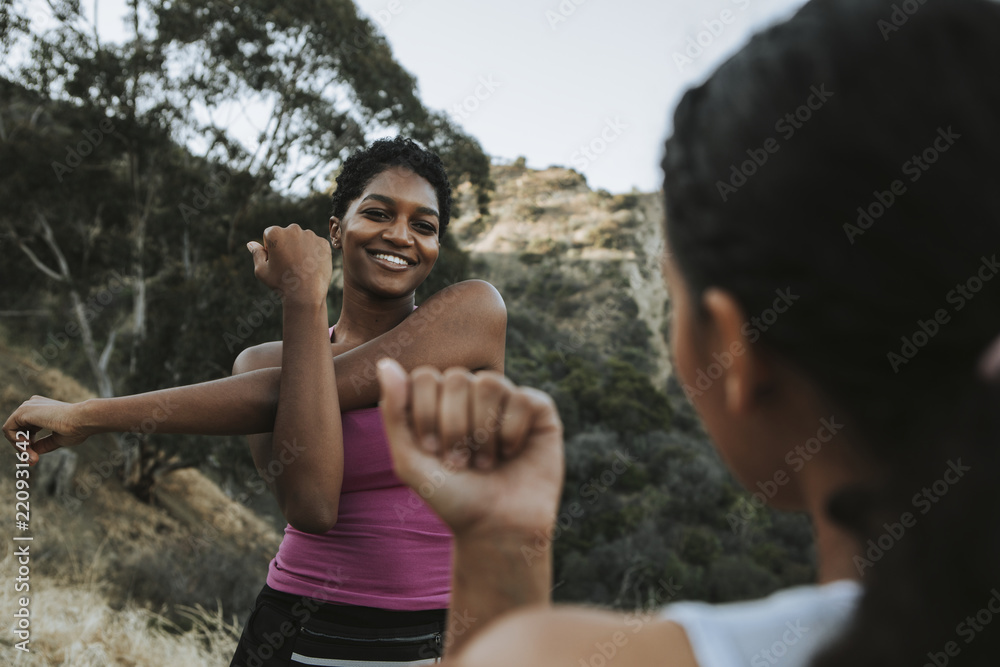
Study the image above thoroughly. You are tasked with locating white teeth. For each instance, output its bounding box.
[374,253,408,266]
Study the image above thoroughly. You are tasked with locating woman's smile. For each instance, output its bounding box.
[367,248,417,270]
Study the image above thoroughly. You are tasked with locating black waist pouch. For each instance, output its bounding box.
[292,615,443,663]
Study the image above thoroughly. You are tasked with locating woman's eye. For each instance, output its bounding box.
[416,222,436,233]
[365,209,390,219]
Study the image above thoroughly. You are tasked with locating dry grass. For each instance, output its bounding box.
[1,340,282,664]
[0,551,241,665]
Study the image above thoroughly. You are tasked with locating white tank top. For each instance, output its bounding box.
[661,579,863,667]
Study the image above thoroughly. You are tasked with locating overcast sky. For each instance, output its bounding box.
[352,0,808,193]
[35,0,810,194]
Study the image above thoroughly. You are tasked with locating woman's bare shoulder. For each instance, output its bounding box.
[427,279,506,315]
[451,604,697,667]
[232,336,361,374]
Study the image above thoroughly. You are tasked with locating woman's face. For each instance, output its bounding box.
[330,166,440,299]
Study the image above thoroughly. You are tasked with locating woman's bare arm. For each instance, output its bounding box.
[447,606,697,667]
[234,278,506,408]
[243,225,344,534]
[3,280,506,462]
[231,277,506,532]
[376,359,698,667]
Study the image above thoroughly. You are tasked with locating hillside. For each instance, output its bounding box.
[452,160,674,391]
[0,337,278,664]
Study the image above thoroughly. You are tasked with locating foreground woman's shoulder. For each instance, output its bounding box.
[451,605,697,667]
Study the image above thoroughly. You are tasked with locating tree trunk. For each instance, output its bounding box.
[68,288,115,399]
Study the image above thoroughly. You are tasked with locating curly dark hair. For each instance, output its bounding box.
[664,0,1000,665]
[330,136,453,237]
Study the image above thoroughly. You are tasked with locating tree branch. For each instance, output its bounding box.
[15,237,65,282]
[98,328,118,374]
[35,211,73,280]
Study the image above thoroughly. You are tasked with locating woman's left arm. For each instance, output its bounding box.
[232,278,507,412]
[376,361,698,667]
[335,279,507,404]
[4,280,506,461]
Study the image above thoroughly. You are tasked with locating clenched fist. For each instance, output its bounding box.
[247,224,332,306]
[376,358,564,541]
[4,396,93,465]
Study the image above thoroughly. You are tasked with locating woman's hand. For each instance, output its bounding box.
[377,358,564,541]
[3,396,94,465]
[247,224,332,306]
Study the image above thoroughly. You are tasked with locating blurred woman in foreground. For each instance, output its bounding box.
[376,0,1000,665]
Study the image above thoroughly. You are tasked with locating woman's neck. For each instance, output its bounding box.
[332,287,415,347]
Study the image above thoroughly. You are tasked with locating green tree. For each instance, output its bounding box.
[1,0,489,493]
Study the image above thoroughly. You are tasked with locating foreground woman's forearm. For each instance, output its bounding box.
[446,532,552,657]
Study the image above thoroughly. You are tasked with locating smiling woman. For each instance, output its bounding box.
[3,137,507,666]
[228,138,509,667]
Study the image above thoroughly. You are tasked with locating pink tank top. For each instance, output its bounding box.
[266,326,451,609]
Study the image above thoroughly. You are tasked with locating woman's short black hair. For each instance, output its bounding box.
[663,0,1000,665]
[330,136,453,237]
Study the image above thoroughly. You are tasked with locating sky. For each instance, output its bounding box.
[351,0,808,193]
[25,0,809,195]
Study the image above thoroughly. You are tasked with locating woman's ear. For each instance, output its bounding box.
[701,288,768,415]
[329,216,342,249]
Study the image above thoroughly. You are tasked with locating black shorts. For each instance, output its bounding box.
[230,584,446,666]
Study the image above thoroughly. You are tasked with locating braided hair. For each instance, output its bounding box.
[663,0,1000,664]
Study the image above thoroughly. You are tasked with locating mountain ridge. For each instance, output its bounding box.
[454,160,674,391]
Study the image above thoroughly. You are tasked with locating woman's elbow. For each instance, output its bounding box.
[232,341,282,375]
[285,505,338,534]
[281,494,339,534]
[232,347,256,375]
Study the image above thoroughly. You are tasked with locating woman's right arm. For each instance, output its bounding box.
[3,368,283,463]
[3,279,506,463]
[376,359,698,667]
